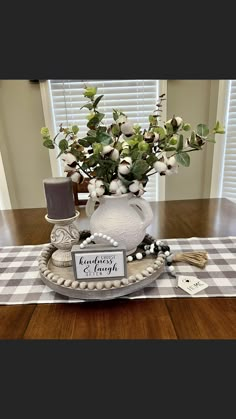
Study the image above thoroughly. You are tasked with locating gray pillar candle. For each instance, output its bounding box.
[43,177,76,220]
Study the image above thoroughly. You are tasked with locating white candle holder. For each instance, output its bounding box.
[45,210,80,267]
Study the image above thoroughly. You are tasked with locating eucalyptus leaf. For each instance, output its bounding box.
[183,123,191,131]
[72,125,79,134]
[79,139,90,147]
[153,126,166,140]
[59,139,69,151]
[113,109,119,121]
[169,136,178,145]
[92,142,103,154]
[80,103,93,110]
[176,134,183,152]
[146,155,159,166]
[84,86,97,98]
[96,132,113,145]
[87,112,105,129]
[43,139,55,149]
[131,160,149,180]
[93,95,104,108]
[197,124,209,137]
[164,147,177,151]
[175,152,190,167]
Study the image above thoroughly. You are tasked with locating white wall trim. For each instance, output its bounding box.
[157,80,167,201]
[210,80,230,198]
[40,81,62,177]
[0,151,11,210]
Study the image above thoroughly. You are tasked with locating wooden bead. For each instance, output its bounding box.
[121,278,129,285]
[72,281,79,289]
[96,281,104,290]
[57,277,65,285]
[64,279,72,287]
[113,280,121,288]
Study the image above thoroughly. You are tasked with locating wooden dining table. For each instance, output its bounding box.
[1,197,236,339]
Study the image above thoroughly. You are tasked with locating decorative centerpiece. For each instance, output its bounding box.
[41,85,225,255]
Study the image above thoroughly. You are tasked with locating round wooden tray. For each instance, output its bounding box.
[38,241,165,301]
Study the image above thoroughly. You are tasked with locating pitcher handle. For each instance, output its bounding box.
[128,196,153,229]
[85,197,98,217]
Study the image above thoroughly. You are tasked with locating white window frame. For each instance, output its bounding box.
[210,80,230,198]
[40,80,167,201]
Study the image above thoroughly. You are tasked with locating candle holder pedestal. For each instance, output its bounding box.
[45,210,80,267]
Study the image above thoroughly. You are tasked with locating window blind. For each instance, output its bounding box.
[221,80,236,202]
[49,79,159,201]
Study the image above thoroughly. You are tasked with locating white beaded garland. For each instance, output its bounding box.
[136,252,143,260]
[79,232,119,249]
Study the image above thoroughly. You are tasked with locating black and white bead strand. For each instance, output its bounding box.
[126,239,176,277]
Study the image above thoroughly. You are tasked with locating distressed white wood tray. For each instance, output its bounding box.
[38,243,165,301]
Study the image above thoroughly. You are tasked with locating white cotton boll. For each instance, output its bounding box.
[154,132,160,142]
[121,156,132,165]
[175,117,183,127]
[91,190,97,198]
[167,156,177,167]
[121,121,134,136]
[63,164,73,173]
[111,149,119,161]
[118,164,131,175]
[119,184,127,194]
[88,179,97,193]
[109,180,119,193]
[71,172,80,183]
[129,180,140,193]
[116,115,127,125]
[61,153,76,165]
[88,184,94,193]
[95,179,104,188]
[95,186,105,197]
[153,161,167,173]
[101,145,114,156]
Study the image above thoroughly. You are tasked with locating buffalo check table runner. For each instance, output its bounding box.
[1,236,236,304]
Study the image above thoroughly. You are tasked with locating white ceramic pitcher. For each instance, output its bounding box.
[87,193,153,255]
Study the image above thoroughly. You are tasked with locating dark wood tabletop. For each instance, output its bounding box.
[1,198,236,339]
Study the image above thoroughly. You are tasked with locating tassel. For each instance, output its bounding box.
[172,251,208,269]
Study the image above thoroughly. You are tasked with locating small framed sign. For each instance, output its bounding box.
[71,243,127,281]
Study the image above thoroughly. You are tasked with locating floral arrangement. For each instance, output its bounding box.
[41,85,225,200]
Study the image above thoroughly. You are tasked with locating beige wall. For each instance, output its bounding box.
[0,80,52,208]
[0,80,219,208]
[165,80,219,201]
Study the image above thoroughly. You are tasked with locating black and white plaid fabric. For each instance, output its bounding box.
[1,237,236,304]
